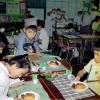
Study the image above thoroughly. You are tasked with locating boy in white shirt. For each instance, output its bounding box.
[37,20,49,50]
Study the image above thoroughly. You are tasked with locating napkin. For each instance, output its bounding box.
[9,78,24,88]
[38,53,61,60]
[31,63,39,72]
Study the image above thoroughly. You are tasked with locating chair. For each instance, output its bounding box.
[52,32,62,55]
[59,36,77,63]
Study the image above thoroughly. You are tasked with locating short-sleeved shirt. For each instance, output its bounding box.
[39,28,49,50]
[84,59,100,73]
[92,22,100,31]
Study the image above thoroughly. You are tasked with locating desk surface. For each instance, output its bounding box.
[1,55,100,99]
[39,58,100,100]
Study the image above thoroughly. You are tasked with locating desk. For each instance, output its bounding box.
[39,58,100,100]
[6,54,100,100]
[61,33,97,63]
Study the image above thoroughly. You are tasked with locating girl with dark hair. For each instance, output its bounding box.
[0,54,31,100]
[0,32,9,59]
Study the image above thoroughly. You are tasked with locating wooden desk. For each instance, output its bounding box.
[1,56,100,99]
[39,58,100,100]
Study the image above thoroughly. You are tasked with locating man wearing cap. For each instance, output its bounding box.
[14,18,40,55]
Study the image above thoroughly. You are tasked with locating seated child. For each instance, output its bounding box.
[74,39,100,82]
[37,20,49,50]
[0,54,31,100]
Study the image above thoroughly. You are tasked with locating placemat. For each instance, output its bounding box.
[8,81,50,100]
[38,53,61,60]
[52,74,95,100]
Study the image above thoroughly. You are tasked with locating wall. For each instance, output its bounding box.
[28,0,94,20]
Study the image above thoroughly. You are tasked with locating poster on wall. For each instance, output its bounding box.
[7,2,20,15]
[20,2,26,10]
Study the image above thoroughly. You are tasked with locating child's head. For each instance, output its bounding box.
[93,39,100,63]
[8,54,31,78]
[94,16,100,22]
[24,18,37,40]
[37,20,44,31]
[0,33,8,54]
[23,25,37,40]
[0,40,6,54]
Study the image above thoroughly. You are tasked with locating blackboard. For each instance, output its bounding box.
[27,0,46,8]
[0,2,6,14]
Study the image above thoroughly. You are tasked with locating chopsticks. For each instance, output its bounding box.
[31,62,36,66]
[87,80,100,82]
[14,87,18,97]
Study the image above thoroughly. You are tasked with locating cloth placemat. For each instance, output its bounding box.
[38,53,61,60]
[52,74,95,100]
[8,81,50,100]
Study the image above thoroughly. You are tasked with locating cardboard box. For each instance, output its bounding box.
[7,53,41,62]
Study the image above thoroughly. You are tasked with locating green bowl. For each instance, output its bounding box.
[45,74,55,81]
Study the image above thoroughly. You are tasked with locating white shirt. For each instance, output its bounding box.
[82,13,91,26]
[74,15,82,25]
[56,13,61,19]
[0,63,13,100]
[39,28,49,50]
[45,15,53,37]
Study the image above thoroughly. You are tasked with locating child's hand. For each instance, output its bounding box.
[74,76,80,82]
[36,50,40,54]
[96,73,100,80]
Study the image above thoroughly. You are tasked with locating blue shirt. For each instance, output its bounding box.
[14,32,39,55]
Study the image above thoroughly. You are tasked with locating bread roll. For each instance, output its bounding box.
[75,83,86,90]
[24,93,35,100]
[49,61,59,66]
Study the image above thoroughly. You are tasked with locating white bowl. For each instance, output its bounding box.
[70,82,88,92]
[18,91,40,100]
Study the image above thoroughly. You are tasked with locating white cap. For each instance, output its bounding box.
[24,18,37,27]
[92,6,97,10]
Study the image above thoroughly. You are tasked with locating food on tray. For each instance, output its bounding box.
[71,83,75,89]
[51,72,58,78]
[49,61,59,66]
[21,93,35,100]
[21,94,25,98]
[71,83,86,90]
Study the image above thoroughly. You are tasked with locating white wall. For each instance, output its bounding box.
[28,0,94,20]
